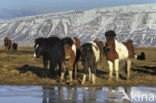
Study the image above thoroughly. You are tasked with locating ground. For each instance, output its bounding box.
[0,47,156,86]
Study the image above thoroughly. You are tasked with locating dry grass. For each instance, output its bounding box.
[0,47,156,86]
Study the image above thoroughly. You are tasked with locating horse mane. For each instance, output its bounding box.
[105,30,116,37]
[62,37,74,46]
[126,39,133,43]
[35,37,61,46]
[35,37,44,44]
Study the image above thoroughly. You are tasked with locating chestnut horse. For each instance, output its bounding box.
[105,30,135,81]
[61,37,80,85]
[4,37,12,50]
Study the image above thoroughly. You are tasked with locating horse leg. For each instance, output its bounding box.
[60,62,66,82]
[81,63,88,85]
[69,63,74,85]
[127,59,131,80]
[88,67,92,82]
[8,45,11,50]
[58,61,62,76]
[91,63,96,84]
[114,59,119,81]
[43,57,48,77]
[73,61,77,79]
[74,61,78,78]
[49,61,57,78]
[108,61,113,81]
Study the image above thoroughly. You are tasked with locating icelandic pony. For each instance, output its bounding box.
[105,30,134,81]
[4,37,12,50]
[12,43,18,51]
[34,37,65,78]
[61,37,80,85]
[80,41,100,84]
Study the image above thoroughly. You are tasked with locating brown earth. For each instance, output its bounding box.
[0,47,156,86]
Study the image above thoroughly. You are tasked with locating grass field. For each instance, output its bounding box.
[0,47,156,86]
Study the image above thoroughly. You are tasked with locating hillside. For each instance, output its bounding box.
[0,4,156,46]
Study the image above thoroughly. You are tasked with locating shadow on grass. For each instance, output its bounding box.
[16,64,61,80]
[131,66,156,75]
[16,64,48,78]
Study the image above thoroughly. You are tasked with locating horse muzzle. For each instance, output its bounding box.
[34,53,39,58]
[65,56,70,61]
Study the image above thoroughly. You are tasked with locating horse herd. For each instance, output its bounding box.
[33,30,145,85]
[4,30,146,85]
[4,37,18,51]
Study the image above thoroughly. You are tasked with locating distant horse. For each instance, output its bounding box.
[105,30,135,81]
[12,43,18,51]
[94,39,104,61]
[4,36,12,50]
[61,37,80,85]
[136,52,145,60]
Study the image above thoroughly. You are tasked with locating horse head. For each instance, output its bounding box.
[105,30,116,50]
[34,38,46,58]
[64,44,73,61]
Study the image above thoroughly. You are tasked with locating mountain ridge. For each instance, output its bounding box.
[0,3,156,46]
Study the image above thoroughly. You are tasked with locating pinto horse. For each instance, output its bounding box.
[80,41,100,84]
[4,37,12,50]
[105,30,134,81]
[61,37,80,85]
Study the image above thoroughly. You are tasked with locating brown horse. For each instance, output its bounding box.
[4,36,12,50]
[94,39,104,61]
[105,30,135,81]
[60,37,77,85]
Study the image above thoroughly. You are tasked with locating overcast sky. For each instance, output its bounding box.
[0,0,156,19]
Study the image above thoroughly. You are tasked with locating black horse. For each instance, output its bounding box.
[34,37,65,78]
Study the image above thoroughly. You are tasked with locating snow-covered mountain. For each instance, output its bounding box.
[0,3,156,46]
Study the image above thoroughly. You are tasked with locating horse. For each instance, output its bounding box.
[12,43,18,51]
[94,39,104,61]
[34,37,65,78]
[136,52,145,60]
[61,37,80,85]
[4,36,12,50]
[80,41,100,84]
[105,30,135,81]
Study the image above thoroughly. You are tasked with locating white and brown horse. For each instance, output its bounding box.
[61,37,80,85]
[80,41,100,84]
[105,30,134,81]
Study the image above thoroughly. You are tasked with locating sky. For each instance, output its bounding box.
[0,0,156,19]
